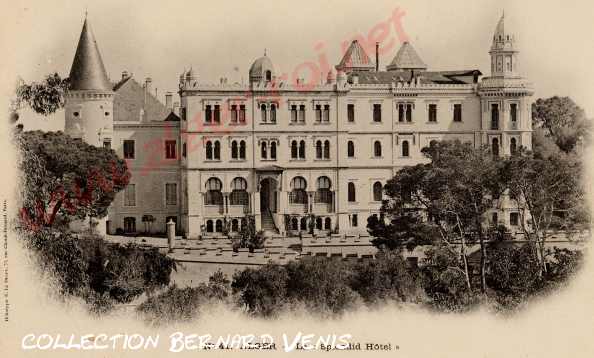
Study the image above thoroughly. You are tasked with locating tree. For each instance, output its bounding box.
[10,73,70,130]
[503,149,586,274]
[532,96,591,153]
[373,140,505,293]
[17,131,130,231]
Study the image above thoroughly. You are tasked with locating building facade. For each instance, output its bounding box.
[64,14,533,238]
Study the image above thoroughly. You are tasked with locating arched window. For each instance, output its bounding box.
[510,138,517,155]
[214,141,221,160]
[205,177,223,205]
[265,70,272,82]
[348,182,356,202]
[492,138,499,157]
[299,140,305,159]
[347,141,355,157]
[373,181,383,202]
[215,219,223,233]
[316,217,322,230]
[261,103,267,122]
[270,103,276,123]
[374,141,382,157]
[206,220,213,233]
[270,141,277,159]
[231,141,238,159]
[231,219,239,232]
[315,176,332,204]
[230,177,248,206]
[291,217,298,231]
[290,176,308,204]
[206,141,213,160]
[239,140,246,159]
[316,140,323,159]
[324,140,330,159]
[402,140,409,157]
[261,141,267,159]
[324,217,331,230]
[300,217,307,231]
[291,140,298,159]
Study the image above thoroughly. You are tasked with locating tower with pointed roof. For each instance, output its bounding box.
[64,16,114,148]
[479,13,533,156]
[489,13,519,78]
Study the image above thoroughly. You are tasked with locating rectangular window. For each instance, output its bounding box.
[182,142,187,158]
[165,140,177,159]
[181,107,186,121]
[124,184,136,206]
[214,105,221,123]
[428,104,437,122]
[373,104,381,122]
[510,212,520,226]
[453,103,462,122]
[510,103,518,127]
[231,105,238,123]
[239,105,246,123]
[298,105,305,122]
[205,105,212,123]
[406,104,412,122]
[103,140,111,150]
[398,104,404,122]
[123,140,135,159]
[166,183,177,205]
[323,104,330,122]
[291,105,298,122]
[347,104,355,122]
[351,214,358,227]
[491,104,499,130]
[315,104,322,122]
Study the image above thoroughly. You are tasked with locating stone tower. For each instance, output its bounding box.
[64,17,114,148]
[479,13,534,156]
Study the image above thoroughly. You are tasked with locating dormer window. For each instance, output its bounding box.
[265,70,272,81]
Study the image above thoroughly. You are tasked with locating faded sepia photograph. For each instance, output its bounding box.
[1,0,593,356]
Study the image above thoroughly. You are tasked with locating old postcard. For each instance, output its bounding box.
[1,0,593,357]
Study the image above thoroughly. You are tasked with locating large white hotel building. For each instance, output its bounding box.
[63,14,533,238]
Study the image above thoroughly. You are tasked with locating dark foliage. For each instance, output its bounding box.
[137,270,230,325]
[231,264,289,317]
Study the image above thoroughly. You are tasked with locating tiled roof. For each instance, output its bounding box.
[336,40,375,72]
[351,69,481,85]
[68,18,112,91]
[112,77,174,122]
[386,42,427,71]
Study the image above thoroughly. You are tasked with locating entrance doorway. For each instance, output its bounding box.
[259,177,278,213]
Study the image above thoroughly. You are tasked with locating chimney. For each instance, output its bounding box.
[375,42,379,72]
[165,92,173,110]
[122,70,129,80]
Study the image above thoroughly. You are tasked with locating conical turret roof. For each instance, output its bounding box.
[386,41,427,71]
[68,18,112,91]
[335,40,375,72]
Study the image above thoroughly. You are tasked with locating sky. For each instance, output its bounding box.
[2,0,594,131]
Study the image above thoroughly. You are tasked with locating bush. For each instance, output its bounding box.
[546,247,583,283]
[21,228,176,312]
[351,251,423,305]
[486,243,543,297]
[137,270,230,325]
[285,258,361,315]
[231,264,289,317]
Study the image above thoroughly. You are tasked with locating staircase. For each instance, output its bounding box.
[261,210,278,233]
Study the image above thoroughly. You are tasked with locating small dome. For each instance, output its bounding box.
[249,53,274,83]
